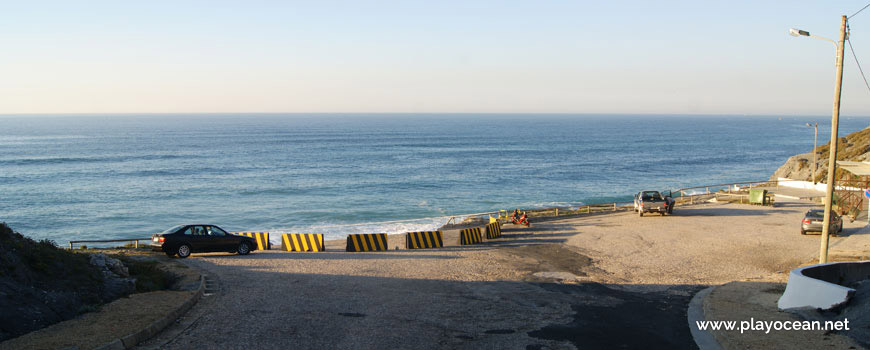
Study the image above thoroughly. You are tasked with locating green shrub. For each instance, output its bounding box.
[117,257,179,293]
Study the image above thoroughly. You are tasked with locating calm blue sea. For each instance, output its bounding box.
[1,114,868,244]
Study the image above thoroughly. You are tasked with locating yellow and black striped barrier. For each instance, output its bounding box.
[459,227,483,245]
[232,232,271,250]
[281,233,325,252]
[346,233,388,252]
[406,231,443,249]
[485,222,502,239]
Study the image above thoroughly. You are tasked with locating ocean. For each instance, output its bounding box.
[1,114,867,244]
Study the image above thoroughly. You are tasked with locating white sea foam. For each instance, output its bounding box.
[682,189,708,196]
[265,215,462,243]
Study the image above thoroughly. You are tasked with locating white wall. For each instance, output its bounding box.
[777,178,863,192]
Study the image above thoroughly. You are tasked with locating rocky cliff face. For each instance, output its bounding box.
[771,127,870,182]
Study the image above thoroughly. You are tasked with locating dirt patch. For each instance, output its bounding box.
[496,243,601,282]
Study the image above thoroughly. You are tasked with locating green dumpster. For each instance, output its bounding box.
[749,189,767,205]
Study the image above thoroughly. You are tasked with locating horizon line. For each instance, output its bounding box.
[0,112,865,118]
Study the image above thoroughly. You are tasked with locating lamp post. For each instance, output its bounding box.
[806,122,818,185]
[790,15,847,264]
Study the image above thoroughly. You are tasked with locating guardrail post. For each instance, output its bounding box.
[69,242,73,250]
[613,203,616,211]
[134,240,138,249]
[555,208,559,216]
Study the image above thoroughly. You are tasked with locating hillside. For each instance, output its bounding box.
[770,127,870,182]
[0,223,135,342]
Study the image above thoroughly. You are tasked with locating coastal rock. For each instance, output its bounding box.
[89,253,129,278]
[88,253,135,300]
[770,127,870,182]
[770,152,818,182]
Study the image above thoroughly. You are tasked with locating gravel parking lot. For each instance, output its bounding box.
[138,199,857,349]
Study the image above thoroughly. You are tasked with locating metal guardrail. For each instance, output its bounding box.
[505,179,784,219]
[68,238,151,250]
[444,211,501,225]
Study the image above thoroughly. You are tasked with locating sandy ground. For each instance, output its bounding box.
[563,201,826,286]
[128,197,869,349]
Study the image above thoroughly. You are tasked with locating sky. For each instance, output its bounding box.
[3,1,870,115]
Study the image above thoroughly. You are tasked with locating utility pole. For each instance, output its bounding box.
[819,15,848,264]
[812,122,818,185]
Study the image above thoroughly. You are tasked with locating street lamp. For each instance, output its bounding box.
[789,28,836,44]
[790,16,847,264]
[806,122,818,185]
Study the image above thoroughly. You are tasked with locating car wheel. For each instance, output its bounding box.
[237,242,251,255]
[177,244,191,258]
[800,230,806,235]
[638,210,643,217]
[838,224,843,233]
[165,251,176,257]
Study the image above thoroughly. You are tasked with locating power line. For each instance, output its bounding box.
[849,2,870,19]
[846,38,870,96]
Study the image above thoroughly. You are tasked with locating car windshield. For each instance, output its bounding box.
[806,211,824,218]
[161,225,185,234]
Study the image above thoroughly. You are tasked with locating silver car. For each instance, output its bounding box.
[800,209,843,235]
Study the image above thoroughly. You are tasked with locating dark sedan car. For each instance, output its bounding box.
[800,209,843,235]
[152,224,257,258]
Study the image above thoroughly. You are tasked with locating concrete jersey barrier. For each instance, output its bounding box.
[232,232,270,250]
[346,233,389,252]
[459,227,483,245]
[406,231,443,249]
[281,233,325,252]
[485,222,502,239]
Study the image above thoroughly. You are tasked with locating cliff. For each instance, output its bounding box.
[770,127,870,182]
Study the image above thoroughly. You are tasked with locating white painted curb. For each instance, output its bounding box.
[687,286,722,350]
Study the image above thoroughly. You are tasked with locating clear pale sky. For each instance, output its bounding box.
[3,1,870,115]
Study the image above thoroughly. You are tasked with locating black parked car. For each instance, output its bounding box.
[151,224,257,258]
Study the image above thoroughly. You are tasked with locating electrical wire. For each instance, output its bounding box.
[847,38,870,95]
[850,2,870,19]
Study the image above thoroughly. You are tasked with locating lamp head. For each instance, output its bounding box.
[790,28,810,37]
[806,123,812,127]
